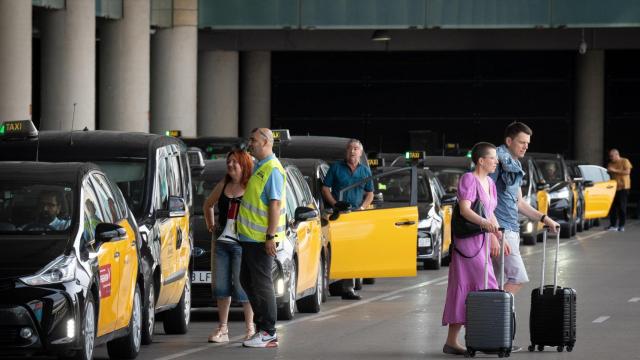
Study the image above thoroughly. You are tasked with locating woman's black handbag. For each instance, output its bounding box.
[451,198,485,239]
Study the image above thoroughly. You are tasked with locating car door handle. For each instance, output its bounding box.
[176,228,183,249]
[395,221,416,226]
[606,185,614,189]
[131,240,136,247]
[114,252,120,259]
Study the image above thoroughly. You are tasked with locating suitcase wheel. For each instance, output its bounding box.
[537,345,544,351]
[528,345,535,352]
[464,350,476,358]
[567,345,574,352]
[557,346,564,352]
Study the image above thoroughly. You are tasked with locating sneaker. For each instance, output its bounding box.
[242,330,278,348]
[606,226,619,231]
[618,227,625,232]
[245,323,256,341]
[207,324,229,343]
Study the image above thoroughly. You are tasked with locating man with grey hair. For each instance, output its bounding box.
[321,138,374,300]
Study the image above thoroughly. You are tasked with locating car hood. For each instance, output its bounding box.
[0,236,69,280]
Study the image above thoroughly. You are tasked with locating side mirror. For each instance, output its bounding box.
[536,182,550,191]
[294,206,318,223]
[95,223,126,245]
[441,193,458,206]
[583,180,594,188]
[169,196,187,218]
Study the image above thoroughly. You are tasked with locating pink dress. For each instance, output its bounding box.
[442,172,498,326]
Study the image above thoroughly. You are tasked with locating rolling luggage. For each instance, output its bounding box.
[528,227,577,352]
[465,229,515,358]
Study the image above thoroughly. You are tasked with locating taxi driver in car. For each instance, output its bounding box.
[39,191,71,230]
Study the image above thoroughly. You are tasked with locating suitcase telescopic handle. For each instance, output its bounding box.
[541,225,561,295]
[483,227,506,290]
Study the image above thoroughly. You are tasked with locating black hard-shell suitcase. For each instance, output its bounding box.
[465,230,515,358]
[528,228,577,352]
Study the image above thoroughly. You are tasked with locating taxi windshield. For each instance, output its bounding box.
[428,167,468,194]
[93,161,146,217]
[535,159,565,186]
[0,183,74,234]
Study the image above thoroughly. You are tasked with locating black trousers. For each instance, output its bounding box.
[239,242,277,335]
[609,189,629,227]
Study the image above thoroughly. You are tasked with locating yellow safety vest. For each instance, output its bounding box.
[237,158,287,243]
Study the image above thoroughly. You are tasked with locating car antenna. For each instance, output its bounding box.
[69,102,77,145]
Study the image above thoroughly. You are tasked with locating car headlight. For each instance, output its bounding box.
[418,218,432,231]
[549,187,570,200]
[20,254,77,286]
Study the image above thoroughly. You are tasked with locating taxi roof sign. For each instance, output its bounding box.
[272,129,291,142]
[1,120,38,140]
[405,150,425,161]
[368,158,382,168]
[165,130,181,137]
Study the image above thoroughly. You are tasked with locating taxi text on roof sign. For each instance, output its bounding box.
[166,130,181,137]
[1,119,39,139]
[405,151,425,161]
[272,129,291,142]
[368,158,381,168]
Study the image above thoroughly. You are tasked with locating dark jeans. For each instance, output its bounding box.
[609,189,629,227]
[239,242,276,335]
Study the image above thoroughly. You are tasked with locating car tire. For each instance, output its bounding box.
[107,285,142,359]
[163,274,191,335]
[68,292,96,360]
[278,261,296,320]
[297,258,322,313]
[141,281,155,345]
[321,256,329,303]
[363,278,375,285]
[570,217,577,236]
[583,219,591,230]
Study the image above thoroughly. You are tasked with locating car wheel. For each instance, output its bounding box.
[107,285,142,359]
[583,219,591,230]
[321,256,329,303]
[297,258,322,313]
[570,217,577,236]
[163,274,191,334]
[141,281,155,345]
[278,261,296,320]
[69,292,95,360]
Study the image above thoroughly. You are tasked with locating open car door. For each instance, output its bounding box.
[580,165,617,219]
[328,167,418,279]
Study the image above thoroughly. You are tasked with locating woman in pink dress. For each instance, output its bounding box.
[442,142,510,355]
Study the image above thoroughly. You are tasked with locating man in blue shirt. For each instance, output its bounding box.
[490,122,559,352]
[39,191,70,231]
[322,139,373,300]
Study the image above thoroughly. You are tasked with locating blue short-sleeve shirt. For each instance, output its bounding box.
[323,160,373,209]
[255,154,285,206]
[489,145,525,232]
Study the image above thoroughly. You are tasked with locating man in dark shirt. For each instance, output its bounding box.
[322,139,374,300]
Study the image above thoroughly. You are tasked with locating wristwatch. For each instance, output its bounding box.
[266,234,276,241]
[540,214,546,223]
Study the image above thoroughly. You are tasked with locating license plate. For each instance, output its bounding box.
[418,237,430,247]
[191,271,211,284]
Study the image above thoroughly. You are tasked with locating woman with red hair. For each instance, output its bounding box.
[203,149,255,343]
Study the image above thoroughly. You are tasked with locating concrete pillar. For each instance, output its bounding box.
[40,0,95,130]
[98,0,150,132]
[198,51,239,137]
[240,51,271,137]
[150,26,197,137]
[0,1,31,122]
[575,50,605,165]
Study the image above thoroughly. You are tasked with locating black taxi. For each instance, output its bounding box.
[0,162,143,360]
[0,121,193,343]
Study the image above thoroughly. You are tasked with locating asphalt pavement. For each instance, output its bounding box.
[93,220,640,360]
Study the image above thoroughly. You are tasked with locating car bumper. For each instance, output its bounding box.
[0,283,81,357]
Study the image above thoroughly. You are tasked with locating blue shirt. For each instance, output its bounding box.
[239,154,285,243]
[323,160,373,209]
[489,145,525,232]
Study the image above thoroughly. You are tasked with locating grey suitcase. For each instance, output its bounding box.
[465,230,515,358]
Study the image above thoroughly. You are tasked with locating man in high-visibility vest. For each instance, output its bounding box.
[239,128,286,348]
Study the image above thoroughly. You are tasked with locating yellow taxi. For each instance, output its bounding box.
[0,161,143,360]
